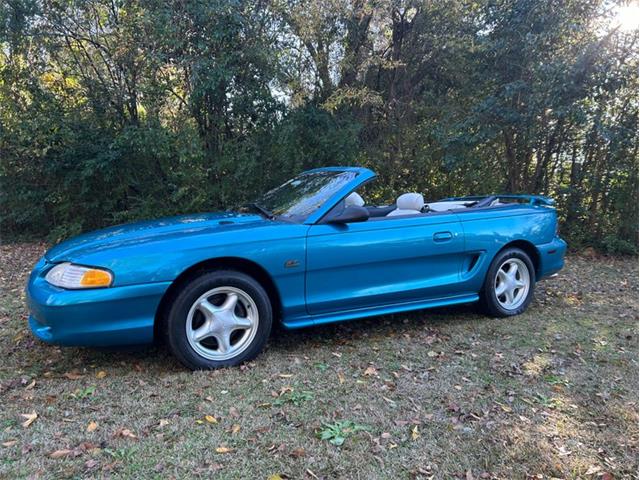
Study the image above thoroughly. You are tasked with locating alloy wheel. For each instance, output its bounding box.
[185,286,259,361]
[494,258,530,310]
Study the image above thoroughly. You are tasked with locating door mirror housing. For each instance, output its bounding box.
[326,205,370,224]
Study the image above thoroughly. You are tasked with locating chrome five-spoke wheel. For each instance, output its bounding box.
[186,286,259,361]
[166,270,272,370]
[481,248,535,317]
[494,258,530,310]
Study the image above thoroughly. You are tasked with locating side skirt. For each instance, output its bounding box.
[281,293,479,329]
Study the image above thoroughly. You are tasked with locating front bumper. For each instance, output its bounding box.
[26,257,171,347]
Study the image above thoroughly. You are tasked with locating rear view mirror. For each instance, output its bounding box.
[326,205,370,224]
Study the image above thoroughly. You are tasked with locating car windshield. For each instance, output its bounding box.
[254,170,358,221]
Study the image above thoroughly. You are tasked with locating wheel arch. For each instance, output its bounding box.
[499,239,541,279]
[154,257,282,342]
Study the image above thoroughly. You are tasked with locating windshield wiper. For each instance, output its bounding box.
[244,203,275,220]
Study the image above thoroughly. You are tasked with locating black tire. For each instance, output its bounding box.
[164,270,272,370]
[479,248,536,317]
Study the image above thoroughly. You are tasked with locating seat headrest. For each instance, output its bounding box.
[396,193,424,211]
[345,192,365,207]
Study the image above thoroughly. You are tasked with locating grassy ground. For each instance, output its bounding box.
[0,243,637,479]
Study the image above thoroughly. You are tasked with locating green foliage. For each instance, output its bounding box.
[0,0,637,252]
[70,386,96,400]
[273,389,314,406]
[600,235,638,256]
[317,420,369,446]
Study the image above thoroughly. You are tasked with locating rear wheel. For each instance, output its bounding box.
[165,270,272,370]
[480,248,535,317]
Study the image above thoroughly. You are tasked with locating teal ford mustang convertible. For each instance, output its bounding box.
[27,167,566,369]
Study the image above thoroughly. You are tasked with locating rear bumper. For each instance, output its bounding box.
[536,236,567,279]
[26,257,170,347]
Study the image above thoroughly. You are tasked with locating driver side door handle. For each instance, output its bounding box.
[433,231,453,242]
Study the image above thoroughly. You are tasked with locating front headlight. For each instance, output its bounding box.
[45,262,113,289]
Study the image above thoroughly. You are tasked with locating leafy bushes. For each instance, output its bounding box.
[0,0,637,253]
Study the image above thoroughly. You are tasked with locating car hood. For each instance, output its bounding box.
[45,212,267,263]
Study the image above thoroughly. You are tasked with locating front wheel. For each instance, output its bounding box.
[480,248,535,317]
[165,270,273,370]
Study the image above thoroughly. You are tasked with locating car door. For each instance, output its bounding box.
[305,212,465,315]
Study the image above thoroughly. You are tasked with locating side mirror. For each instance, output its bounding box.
[327,205,370,224]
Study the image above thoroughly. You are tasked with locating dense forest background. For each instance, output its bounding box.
[1,0,638,252]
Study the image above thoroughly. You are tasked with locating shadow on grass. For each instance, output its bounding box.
[37,302,486,374]
[271,302,484,350]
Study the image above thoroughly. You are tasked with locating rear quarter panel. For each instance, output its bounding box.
[455,205,560,293]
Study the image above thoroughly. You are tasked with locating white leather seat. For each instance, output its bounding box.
[387,193,424,217]
[345,192,365,207]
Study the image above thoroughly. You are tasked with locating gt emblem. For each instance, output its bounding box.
[284,259,300,268]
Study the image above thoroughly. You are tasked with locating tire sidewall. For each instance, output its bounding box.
[166,270,272,370]
[482,248,536,317]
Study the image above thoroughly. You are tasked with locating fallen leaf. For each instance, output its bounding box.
[2,440,17,447]
[114,428,137,439]
[337,372,345,384]
[411,425,420,441]
[585,465,601,475]
[87,421,98,432]
[49,449,73,459]
[96,371,107,379]
[363,366,378,376]
[77,441,98,452]
[278,374,293,378]
[290,447,305,458]
[158,419,170,428]
[85,459,99,469]
[447,403,460,413]
[25,380,36,390]
[267,475,283,480]
[231,424,241,434]
[63,371,83,380]
[215,446,233,453]
[204,415,218,424]
[21,412,37,428]
[427,351,438,358]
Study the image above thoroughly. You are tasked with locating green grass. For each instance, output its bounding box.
[0,243,638,479]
